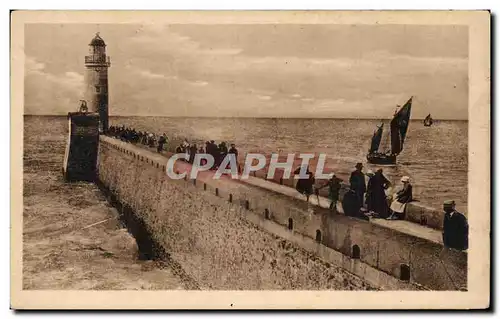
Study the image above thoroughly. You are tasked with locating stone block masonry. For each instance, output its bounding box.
[98,142,374,290]
[97,136,467,290]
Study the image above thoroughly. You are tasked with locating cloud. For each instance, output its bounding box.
[24,56,84,114]
[25,56,45,73]
[191,80,208,87]
[132,66,209,87]
[24,24,469,119]
[202,48,243,55]
[135,68,178,80]
[64,71,85,89]
[131,27,242,57]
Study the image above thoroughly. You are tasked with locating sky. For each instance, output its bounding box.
[24,24,468,119]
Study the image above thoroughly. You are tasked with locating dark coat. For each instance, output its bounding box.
[326,177,342,202]
[396,184,413,203]
[228,147,238,159]
[296,172,314,196]
[443,211,468,250]
[189,146,197,163]
[157,136,166,152]
[349,170,366,195]
[342,190,362,217]
[342,190,357,216]
[367,173,390,217]
[219,144,228,154]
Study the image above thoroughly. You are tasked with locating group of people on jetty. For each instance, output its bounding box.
[293,162,413,221]
[107,126,170,152]
[294,162,468,251]
[346,162,410,221]
[107,125,240,170]
[106,125,468,251]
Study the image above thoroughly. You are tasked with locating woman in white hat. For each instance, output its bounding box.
[387,176,413,220]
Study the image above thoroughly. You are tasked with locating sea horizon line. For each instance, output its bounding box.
[23,114,468,121]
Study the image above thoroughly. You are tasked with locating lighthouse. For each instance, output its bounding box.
[84,32,111,133]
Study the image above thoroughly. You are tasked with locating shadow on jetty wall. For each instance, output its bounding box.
[97,137,467,291]
[95,179,201,290]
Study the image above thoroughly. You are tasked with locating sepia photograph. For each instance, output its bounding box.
[10,10,490,309]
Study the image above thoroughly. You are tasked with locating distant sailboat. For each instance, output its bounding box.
[424,113,433,127]
[366,97,413,165]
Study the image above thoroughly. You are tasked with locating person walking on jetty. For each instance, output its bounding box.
[218,142,229,167]
[162,133,169,150]
[294,165,315,202]
[157,133,167,153]
[182,139,190,150]
[208,140,218,169]
[367,169,392,218]
[175,144,183,154]
[349,163,366,209]
[304,170,316,203]
[318,173,343,212]
[387,176,413,220]
[148,133,156,148]
[198,145,207,166]
[189,144,198,164]
[442,200,468,251]
[228,143,240,173]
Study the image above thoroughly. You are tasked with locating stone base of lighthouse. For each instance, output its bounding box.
[63,112,100,182]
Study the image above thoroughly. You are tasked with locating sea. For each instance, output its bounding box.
[24,116,468,214]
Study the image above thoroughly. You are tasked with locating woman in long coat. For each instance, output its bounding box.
[295,166,315,202]
[368,169,391,218]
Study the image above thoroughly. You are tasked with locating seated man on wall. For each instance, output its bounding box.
[442,200,468,251]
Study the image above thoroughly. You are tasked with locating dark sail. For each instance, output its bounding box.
[390,97,413,154]
[369,123,384,153]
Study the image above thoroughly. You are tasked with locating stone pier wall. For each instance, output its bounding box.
[97,136,467,290]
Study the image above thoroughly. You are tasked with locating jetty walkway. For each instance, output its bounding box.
[102,136,443,246]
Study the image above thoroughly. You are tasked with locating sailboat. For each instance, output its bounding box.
[423,113,433,127]
[366,97,413,165]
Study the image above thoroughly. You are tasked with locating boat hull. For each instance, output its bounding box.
[366,153,397,165]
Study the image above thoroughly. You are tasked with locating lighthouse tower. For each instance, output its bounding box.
[84,33,111,133]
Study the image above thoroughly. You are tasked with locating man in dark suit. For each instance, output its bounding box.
[442,200,468,251]
[349,163,366,209]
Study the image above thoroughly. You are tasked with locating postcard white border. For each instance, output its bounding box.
[10,10,490,309]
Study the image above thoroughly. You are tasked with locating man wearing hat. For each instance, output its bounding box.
[349,163,366,209]
[388,176,413,220]
[442,200,468,251]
